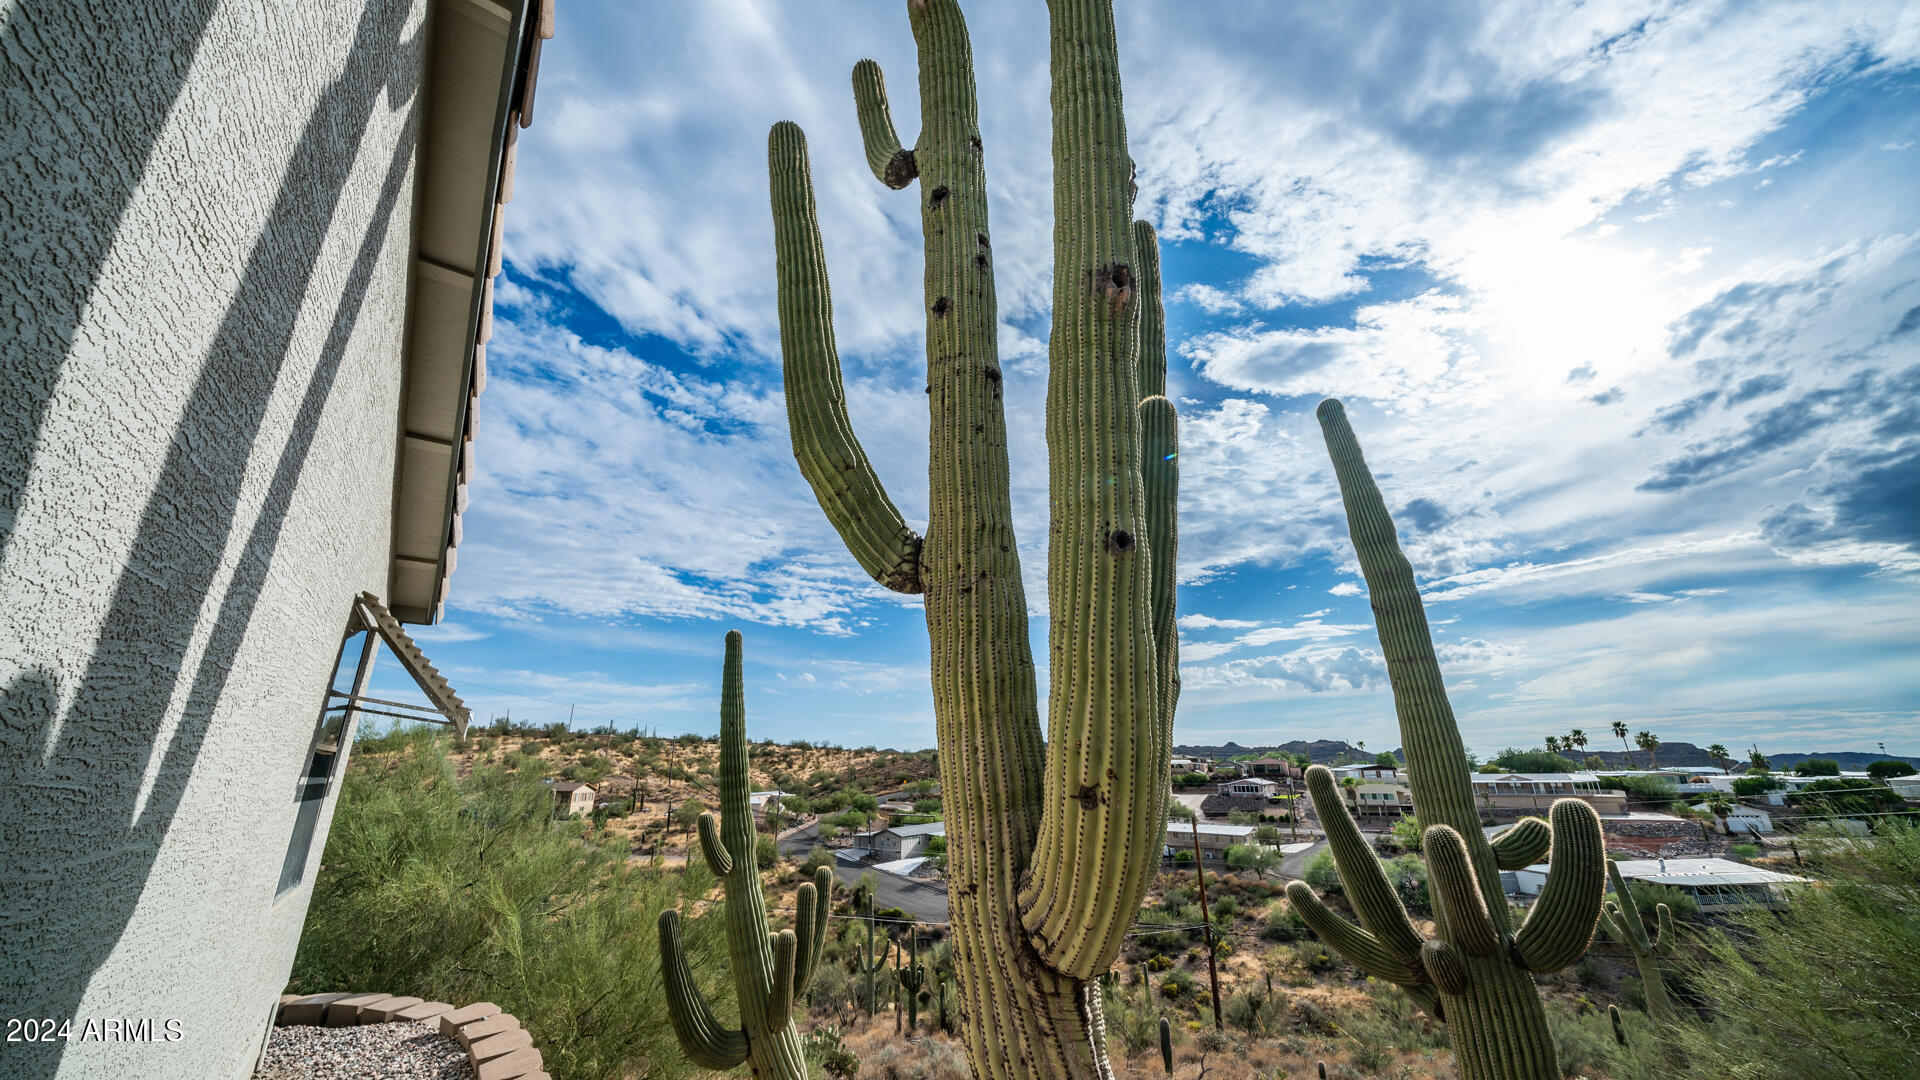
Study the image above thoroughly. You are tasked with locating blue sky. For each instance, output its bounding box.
[377,1,1920,758]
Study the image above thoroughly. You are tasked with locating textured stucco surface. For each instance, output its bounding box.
[0,2,427,1077]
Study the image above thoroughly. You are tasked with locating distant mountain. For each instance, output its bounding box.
[1569,741,1919,772]
[1175,739,1373,763]
[1176,738,1919,772]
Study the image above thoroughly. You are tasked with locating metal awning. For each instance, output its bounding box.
[337,592,472,737]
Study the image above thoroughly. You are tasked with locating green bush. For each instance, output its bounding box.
[1732,775,1784,797]
[1302,850,1342,894]
[1612,774,1681,806]
[1262,904,1311,942]
[1488,747,1581,773]
[289,732,722,1080]
[1793,758,1841,777]
[1866,759,1916,780]
[1671,823,1920,1079]
[1380,853,1431,916]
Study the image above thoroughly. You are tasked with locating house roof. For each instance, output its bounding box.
[881,821,947,838]
[388,0,554,624]
[1472,772,1603,784]
[1524,857,1809,888]
[551,781,592,793]
[1223,776,1279,787]
[1170,822,1257,838]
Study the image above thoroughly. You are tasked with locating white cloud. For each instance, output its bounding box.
[1177,613,1262,630]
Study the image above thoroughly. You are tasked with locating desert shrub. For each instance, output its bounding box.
[1733,775,1785,796]
[1289,995,1336,1035]
[1792,758,1840,776]
[1796,777,1905,816]
[1293,941,1338,974]
[1618,880,1698,923]
[756,834,779,869]
[1379,853,1430,916]
[1613,774,1681,807]
[1303,850,1343,894]
[1730,842,1761,859]
[803,1024,860,1080]
[290,732,720,1080]
[1160,968,1197,1001]
[1866,759,1916,780]
[1670,823,1920,1079]
[1262,903,1311,942]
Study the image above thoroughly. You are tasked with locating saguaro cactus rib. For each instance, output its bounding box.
[773,2,1173,1076]
[1282,399,1608,1080]
[656,632,822,1080]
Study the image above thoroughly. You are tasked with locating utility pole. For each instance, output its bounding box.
[1188,817,1224,1030]
[567,703,575,731]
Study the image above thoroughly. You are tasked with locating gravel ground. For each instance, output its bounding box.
[255,1021,474,1080]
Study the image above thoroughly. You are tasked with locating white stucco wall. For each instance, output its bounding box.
[0,2,428,1077]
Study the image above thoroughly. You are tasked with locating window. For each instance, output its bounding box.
[276,629,374,899]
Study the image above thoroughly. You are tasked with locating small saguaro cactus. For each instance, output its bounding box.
[658,632,833,1080]
[900,930,926,1033]
[771,1,1176,1076]
[1599,860,1675,1021]
[1283,400,1609,1080]
[857,902,893,1018]
[1608,1004,1628,1046]
[1158,1017,1173,1075]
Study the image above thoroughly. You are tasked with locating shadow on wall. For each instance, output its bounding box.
[0,3,423,1074]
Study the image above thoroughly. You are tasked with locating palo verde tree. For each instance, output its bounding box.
[658,632,833,1080]
[769,1,1176,1076]
[1284,400,1607,1080]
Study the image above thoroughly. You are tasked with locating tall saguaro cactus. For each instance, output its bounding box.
[1284,400,1608,1080]
[1599,860,1675,1021]
[771,2,1175,1078]
[659,632,833,1080]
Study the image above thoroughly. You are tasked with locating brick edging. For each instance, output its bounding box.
[275,993,548,1080]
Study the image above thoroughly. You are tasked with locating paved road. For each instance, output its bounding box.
[779,822,950,923]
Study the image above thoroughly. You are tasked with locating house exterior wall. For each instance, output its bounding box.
[0,3,430,1077]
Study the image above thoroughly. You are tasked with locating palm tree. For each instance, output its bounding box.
[1749,748,1770,773]
[1702,791,1733,834]
[1545,735,1563,756]
[1569,729,1589,758]
[1708,743,1730,772]
[1613,721,1632,766]
[1635,731,1661,770]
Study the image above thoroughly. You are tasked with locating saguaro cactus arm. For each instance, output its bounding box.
[1424,825,1502,958]
[769,123,924,595]
[852,58,917,188]
[1306,767,1425,961]
[1015,0,1165,979]
[697,813,734,877]
[1285,882,1421,985]
[1489,817,1552,870]
[658,910,750,1070]
[1513,800,1606,972]
[792,865,832,994]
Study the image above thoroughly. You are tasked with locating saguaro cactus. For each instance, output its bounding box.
[1283,400,1608,1080]
[771,2,1175,1077]
[659,632,833,1080]
[857,898,893,1018]
[901,930,927,1032]
[1599,860,1675,1021]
